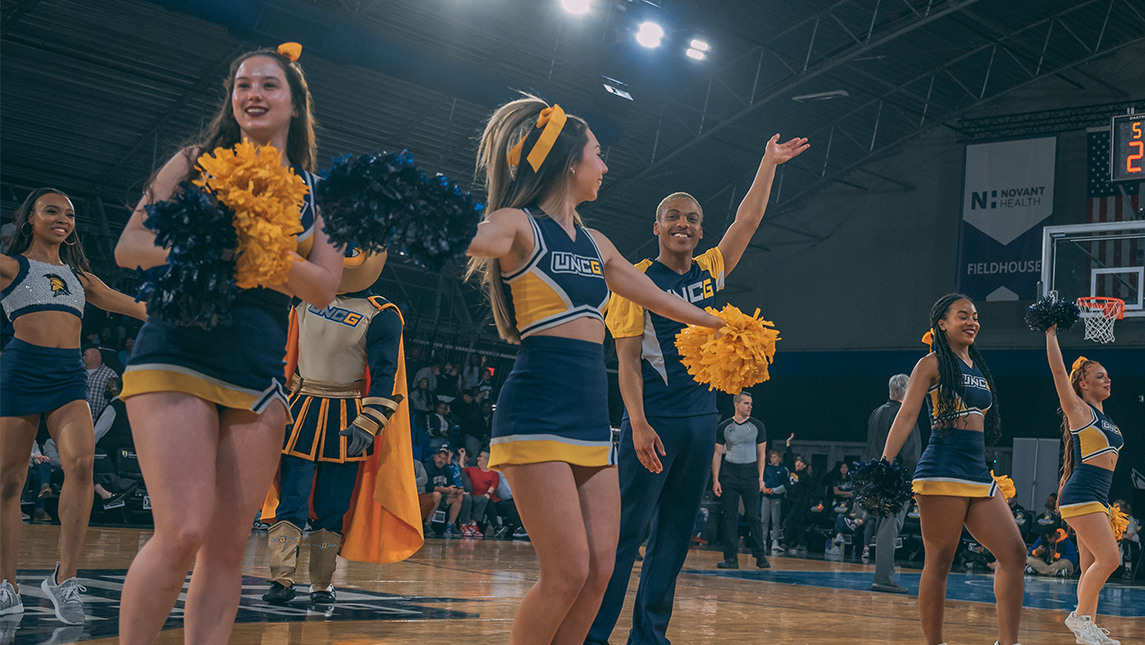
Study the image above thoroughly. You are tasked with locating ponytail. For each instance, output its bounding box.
[466,94,589,344]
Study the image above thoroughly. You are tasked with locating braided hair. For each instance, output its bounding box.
[1057,358,1096,496]
[928,293,1001,442]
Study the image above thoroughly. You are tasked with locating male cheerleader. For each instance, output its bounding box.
[260,249,423,606]
[587,134,808,644]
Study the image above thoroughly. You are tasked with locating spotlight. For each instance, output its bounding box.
[635,21,664,48]
[685,48,705,60]
[561,0,591,15]
[689,38,709,52]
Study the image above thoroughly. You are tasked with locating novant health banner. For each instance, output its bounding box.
[957,136,1056,301]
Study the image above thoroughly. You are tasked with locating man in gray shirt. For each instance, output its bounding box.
[865,373,922,593]
[712,392,769,569]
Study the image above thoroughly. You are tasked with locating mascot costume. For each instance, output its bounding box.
[260,248,423,605]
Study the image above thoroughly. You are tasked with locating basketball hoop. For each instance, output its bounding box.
[1076,297,1125,344]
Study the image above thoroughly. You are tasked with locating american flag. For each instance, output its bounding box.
[1085,128,1143,302]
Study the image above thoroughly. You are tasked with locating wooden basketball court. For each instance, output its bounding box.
[5,525,1142,644]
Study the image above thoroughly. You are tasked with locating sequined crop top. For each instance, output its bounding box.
[1,255,85,320]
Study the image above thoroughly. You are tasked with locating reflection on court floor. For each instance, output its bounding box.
[6,528,1143,644]
[690,569,1145,616]
[3,569,476,644]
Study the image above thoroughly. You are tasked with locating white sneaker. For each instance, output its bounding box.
[1084,623,1120,645]
[40,563,85,625]
[1065,611,1087,637]
[1071,615,1120,645]
[0,580,22,616]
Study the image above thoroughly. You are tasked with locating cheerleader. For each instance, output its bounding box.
[1046,327,1124,645]
[113,45,342,644]
[465,96,721,644]
[881,293,1026,645]
[0,188,147,624]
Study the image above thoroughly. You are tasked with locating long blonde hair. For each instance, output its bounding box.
[467,94,589,343]
[1058,358,1096,497]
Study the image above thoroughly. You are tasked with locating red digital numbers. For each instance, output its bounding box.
[1129,122,1143,175]
[1111,114,1145,181]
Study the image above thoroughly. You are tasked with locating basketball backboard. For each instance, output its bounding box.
[1040,220,1145,318]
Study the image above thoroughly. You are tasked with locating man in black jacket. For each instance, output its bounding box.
[780,433,810,553]
[865,373,922,593]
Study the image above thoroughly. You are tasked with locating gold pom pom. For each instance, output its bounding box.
[195,140,309,289]
[674,304,780,394]
[1111,505,1129,541]
[991,471,1016,500]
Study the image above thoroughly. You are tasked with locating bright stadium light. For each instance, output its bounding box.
[685,48,705,60]
[635,21,664,48]
[561,0,591,15]
[689,38,709,52]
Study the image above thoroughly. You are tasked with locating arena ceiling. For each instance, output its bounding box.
[2,0,1144,343]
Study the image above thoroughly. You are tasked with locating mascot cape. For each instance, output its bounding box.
[261,302,424,564]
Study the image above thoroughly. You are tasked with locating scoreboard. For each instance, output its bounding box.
[1111,113,1145,182]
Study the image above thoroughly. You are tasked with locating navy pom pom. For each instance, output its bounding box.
[136,183,238,329]
[851,458,914,517]
[317,151,483,271]
[1025,295,1080,332]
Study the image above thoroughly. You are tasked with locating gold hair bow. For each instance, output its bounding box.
[506,105,567,173]
[921,330,934,347]
[1069,356,1089,380]
[277,42,302,62]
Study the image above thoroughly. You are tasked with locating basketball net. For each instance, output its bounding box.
[1076,297,1124,344]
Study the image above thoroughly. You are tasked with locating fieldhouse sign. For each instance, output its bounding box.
[957,136,1056,301]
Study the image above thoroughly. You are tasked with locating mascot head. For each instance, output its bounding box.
[338,246,387,295]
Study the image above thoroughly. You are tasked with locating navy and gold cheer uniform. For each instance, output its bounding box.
[1059,404,1122,518]
[589,247,726,645]
[606,247,724,417]
[121,168,318,413]
[912,357,997,497]
[489,208,612,469]
[0,256,88,417]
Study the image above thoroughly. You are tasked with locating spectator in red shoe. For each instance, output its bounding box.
[465,451,507,537]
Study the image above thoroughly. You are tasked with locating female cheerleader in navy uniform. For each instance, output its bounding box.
[466,96,722,644]
[1046,327,1124,645]
[881,293,1026,645]
[113,46,342,644]
[0,188,146,624]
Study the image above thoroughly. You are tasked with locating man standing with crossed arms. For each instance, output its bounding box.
[587,134,807,644]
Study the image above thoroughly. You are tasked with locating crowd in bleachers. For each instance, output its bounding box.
[12,312,1142,578]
